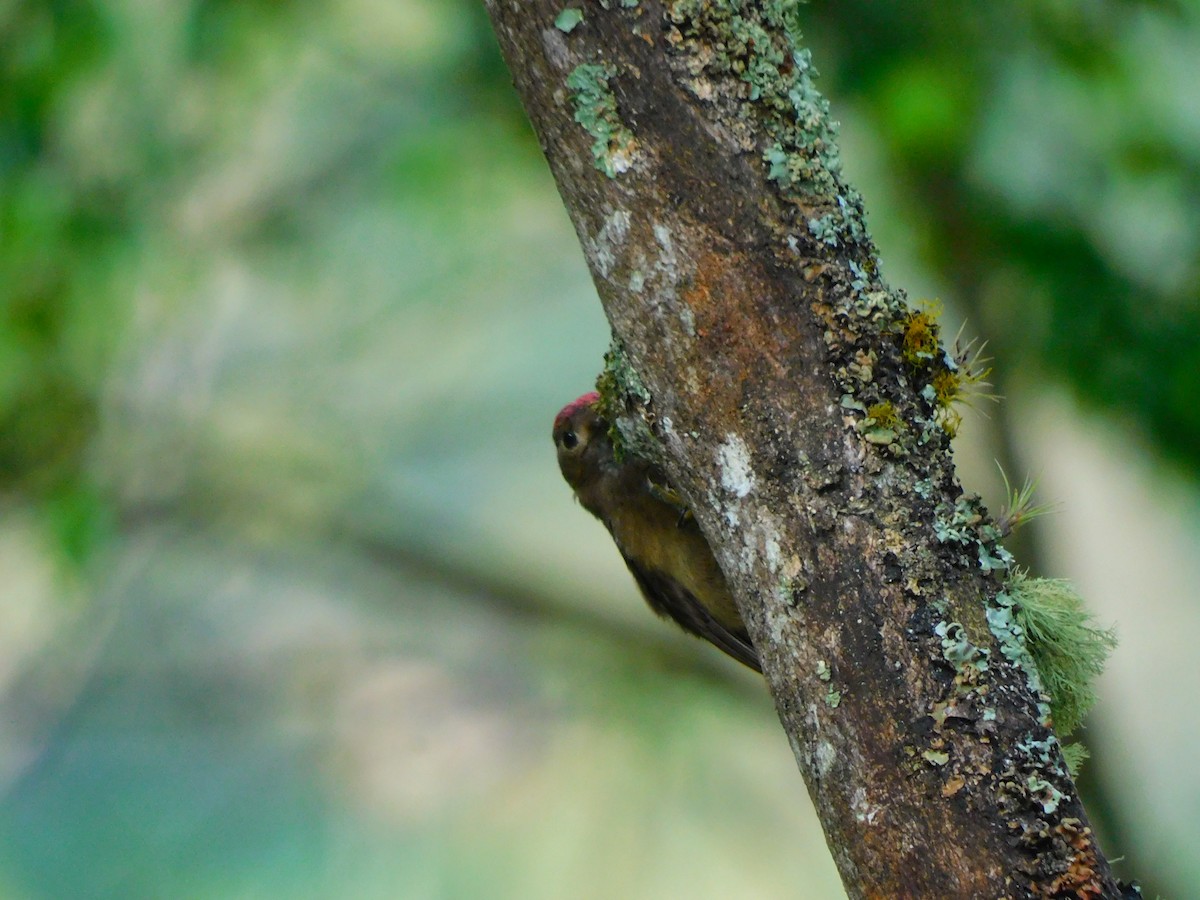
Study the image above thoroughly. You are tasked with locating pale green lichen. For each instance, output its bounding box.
[933,495,980,546]
[555,7,584,32]
[934,619,992,700]
[937,621,988,671]
[1017,734,1063,772]
[839,394,866,413]
[1025,774,1064,815]
[933,493,1014,574]
[595,337,656,461]
[978,543,1013,573]
[850,288,893,320]
[807,212,842,247]
[779,572,808,604]
[817,660,839,706]
[566,63,637,178]
[1014,733,1071,787]
[986,593,1053,726]
[935,620,989,686]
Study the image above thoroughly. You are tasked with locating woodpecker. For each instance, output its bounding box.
[553,392,759,671]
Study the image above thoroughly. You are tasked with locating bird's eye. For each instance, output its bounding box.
[560,430,579,450]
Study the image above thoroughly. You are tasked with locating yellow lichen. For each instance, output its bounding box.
[900,301,943,366]
[865,401,900,430]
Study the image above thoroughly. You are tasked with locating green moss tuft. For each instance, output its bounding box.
[1060,742,1090,777]
[995,465,1057,536]
[1007,571,1117,737]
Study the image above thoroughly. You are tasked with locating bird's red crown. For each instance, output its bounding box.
[554,391,601,429]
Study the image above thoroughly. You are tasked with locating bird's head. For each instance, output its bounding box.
[552,392,612,493]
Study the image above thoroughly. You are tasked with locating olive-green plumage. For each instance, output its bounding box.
[553,393,759,671]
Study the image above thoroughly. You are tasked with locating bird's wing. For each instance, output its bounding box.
[621,555,762,673]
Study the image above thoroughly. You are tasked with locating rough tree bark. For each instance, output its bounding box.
[485,2,1132,897]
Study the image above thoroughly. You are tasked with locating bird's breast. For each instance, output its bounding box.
[605,497,744,633]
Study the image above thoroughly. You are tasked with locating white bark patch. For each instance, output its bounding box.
[716,433,756,536]
[716,434,755,498]
[768,610,791,646]
[852,786,880,825]
[679,304,696,336]
[608,147,635,175]
[813,739,837,777]
[652,222,677,277]
[718,496,741,530]
[591,208,631,278]
[646,221,684,324]
[762,529,783,574]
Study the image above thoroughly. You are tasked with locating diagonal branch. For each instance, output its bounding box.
[484,2,1134,896]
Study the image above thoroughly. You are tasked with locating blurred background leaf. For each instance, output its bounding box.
[0,1,1197,897]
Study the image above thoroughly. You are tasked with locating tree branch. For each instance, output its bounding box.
[484,2,1132,896]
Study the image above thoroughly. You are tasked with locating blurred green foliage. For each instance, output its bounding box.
[0,0,530,566]
[6,1,1197,573]
[1,2,117,562]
